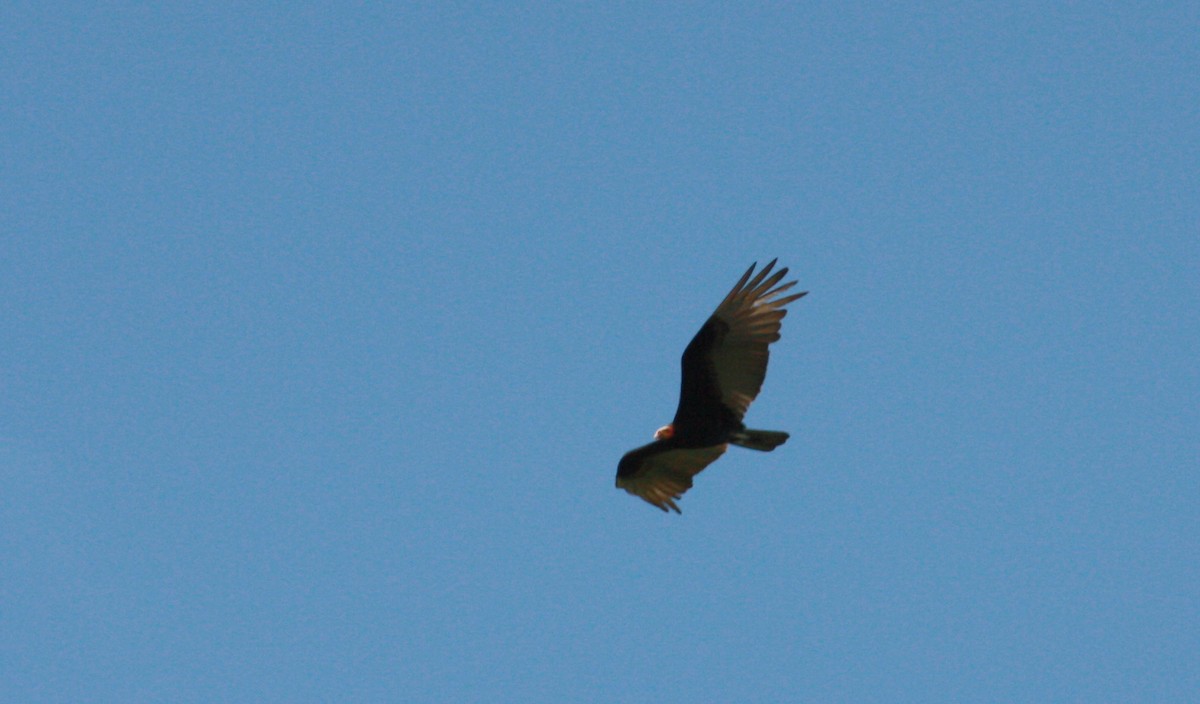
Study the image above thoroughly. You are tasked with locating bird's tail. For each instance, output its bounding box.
[730,429,789,451]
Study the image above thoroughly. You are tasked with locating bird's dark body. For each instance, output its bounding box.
[616,319,742,482]
[672,317,742,442]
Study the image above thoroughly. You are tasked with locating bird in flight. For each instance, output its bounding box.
[616,259,806,513]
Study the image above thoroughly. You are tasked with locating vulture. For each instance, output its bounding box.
[616,260,806,513]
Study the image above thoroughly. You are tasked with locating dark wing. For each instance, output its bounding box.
[673,260,806,431]
[615,444,728,513]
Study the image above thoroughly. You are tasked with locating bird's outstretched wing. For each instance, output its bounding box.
[615,444,728,513]
[674,259,806,428]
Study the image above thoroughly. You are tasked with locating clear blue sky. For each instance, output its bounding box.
[3,3,1197,702]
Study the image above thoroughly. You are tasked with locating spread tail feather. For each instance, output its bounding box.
[730,429,789,451]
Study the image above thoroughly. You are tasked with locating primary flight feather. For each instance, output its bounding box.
[615,259,806,513]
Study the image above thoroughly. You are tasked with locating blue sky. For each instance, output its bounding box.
[3,3,1197,701]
